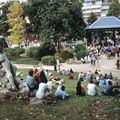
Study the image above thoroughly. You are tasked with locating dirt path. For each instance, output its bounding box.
[14,55,120,78]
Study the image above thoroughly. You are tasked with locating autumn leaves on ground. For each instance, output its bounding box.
[0,69,120,120]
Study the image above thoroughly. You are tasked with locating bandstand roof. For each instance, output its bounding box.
[85,16,120,30]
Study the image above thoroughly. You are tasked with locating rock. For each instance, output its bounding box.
[0,44,29,98]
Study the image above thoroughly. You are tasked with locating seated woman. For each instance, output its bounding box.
[26,69,38,97]
[69,68,74,73]
[87,80,98,96]
[76,80,85,96]
[103,81,113,96]
[36,72,53,99]
[33,67,41,85]
[68,69,74,80]
[55,85,69,100]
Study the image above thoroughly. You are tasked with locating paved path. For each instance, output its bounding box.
[14,55,120,78]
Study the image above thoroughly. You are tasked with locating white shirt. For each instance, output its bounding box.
[36,83,48,99]
[47,81,53,88]
[87,83,97,96]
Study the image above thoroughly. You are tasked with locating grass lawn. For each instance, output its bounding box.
[0,69,120,120]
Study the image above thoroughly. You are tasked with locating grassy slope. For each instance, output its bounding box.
[0,69,120,120]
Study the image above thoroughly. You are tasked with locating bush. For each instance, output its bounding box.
[60,50,74,60]
[74,44,86,53]
[5,47,25,57]
[74,44,87,60]
[26,41,56,60]
[75,50,87,60]
[13,57,39,65]
[40,41,56,56]
[26,47,40,59]
[41,55,64,65]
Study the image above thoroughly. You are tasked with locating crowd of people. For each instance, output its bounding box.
[23,64,120,102]
[77,37,120,70]
[25,65,69,100]
[21,37,120,101]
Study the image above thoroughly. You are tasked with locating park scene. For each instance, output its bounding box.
[0,0,120,120]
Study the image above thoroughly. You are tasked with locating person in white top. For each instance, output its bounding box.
[36,71,53,99]
[87,80,97,96]
[36,82,48,99]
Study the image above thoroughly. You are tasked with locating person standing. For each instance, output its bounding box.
[56,59,60,72]
[116,58,120,70]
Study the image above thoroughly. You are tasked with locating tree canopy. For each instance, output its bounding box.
[0,2,11,36]
[7,1,25,44]
[87,12,98,25]
[107,0,120,18]
[24,0,86,51]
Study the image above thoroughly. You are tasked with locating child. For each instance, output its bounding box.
[55,85,69,100]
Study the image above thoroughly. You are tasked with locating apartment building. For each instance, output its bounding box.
[82,0,111,22]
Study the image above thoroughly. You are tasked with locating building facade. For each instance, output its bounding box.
[82,0,112,22]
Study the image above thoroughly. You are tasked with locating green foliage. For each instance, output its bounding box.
[26,47,40,59]
[60,50,74,60]
[24,0,86,52]
[74,44,87,60]
[7,1,25,44]
[41,55,64,65]
[75,50,87,60]
[74,44,86,53]
[13,57,39,65]
[87,12,97,25]
[5,47,25,57]
[27,41,56,60]
[41,55,55,65]
[107,0,120,18]
[0,2,11,36]
[40,41,56,56]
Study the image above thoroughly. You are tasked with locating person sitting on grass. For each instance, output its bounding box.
[99,76,105,88]
[87,80,98,96]
[102,81,113,96]
[26,69,38,97]
[55,85,69,100]
[49,73,64,85]
[76,80,85,96]
[36,76,53,99]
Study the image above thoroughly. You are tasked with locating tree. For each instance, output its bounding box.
[24,0,86,52]
[7,1,25,44]
[87,12,97,25]
[107,0,120,18]
[0,2,11,36]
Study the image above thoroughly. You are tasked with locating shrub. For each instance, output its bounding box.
[40,41,56,56]
[74,44,87,60]
[75,50,87,60]
[74,44,86,53]
[26,41,56,60]
[26,47,40,59]
[60,50,74,60]
[5,47,25,57]
[13,57,39,65]
[41,55,64,65]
